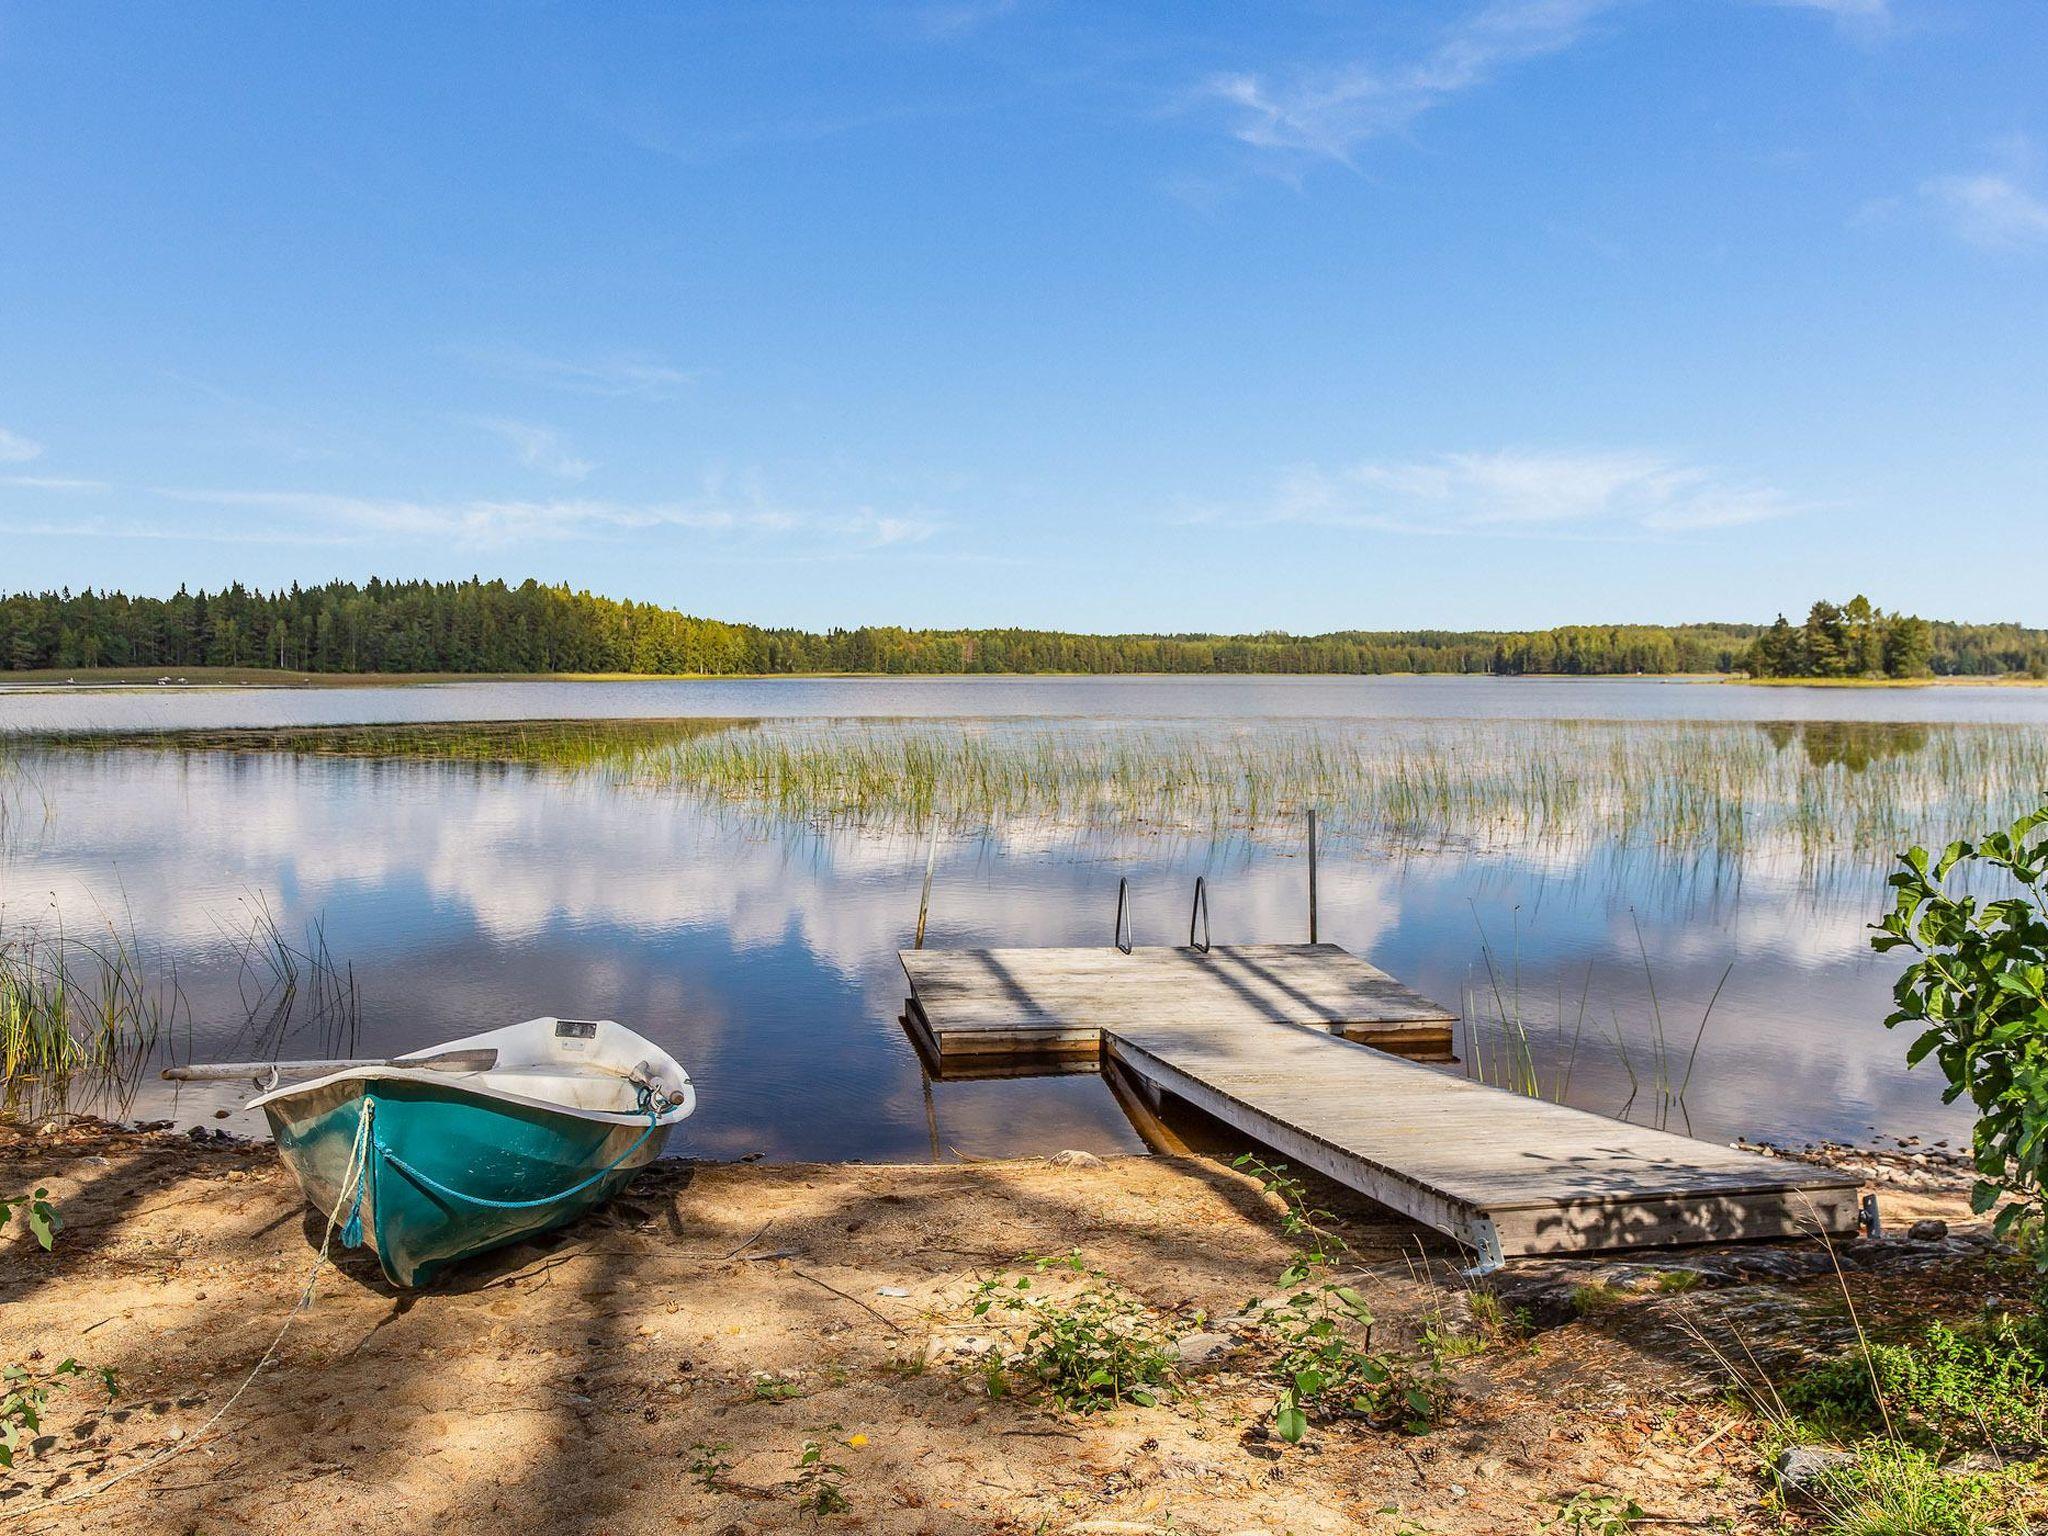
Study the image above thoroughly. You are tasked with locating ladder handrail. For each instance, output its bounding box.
[1114,878,1134,954]
[1188,876,1210,953]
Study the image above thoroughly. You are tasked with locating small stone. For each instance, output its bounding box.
[1906,1219,1949,1242]
[1775,1445,1855,1505]
[1173,1332,1236,1367]
[876,1286,911,1298]
[213,1109,230,1119]
[1046,1149,1105,1168]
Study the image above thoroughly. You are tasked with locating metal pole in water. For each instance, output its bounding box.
[914,827,938,950]
[1307,808,1319,943]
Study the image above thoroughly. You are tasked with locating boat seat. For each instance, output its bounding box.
[469,1068,649,1115]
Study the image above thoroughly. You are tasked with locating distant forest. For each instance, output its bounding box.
[3,579,2046,679]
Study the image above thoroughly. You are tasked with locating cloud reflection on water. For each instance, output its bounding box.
[3,734,1980,1158]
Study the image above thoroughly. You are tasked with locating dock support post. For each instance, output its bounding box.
[1307,809,1319,943]
[914,828,938,950]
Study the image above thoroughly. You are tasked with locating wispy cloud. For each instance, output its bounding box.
[140,485,943,553]
[468,417,596,481]
[1204,0,1889,167]
[0,426,44,464]
[456,344,699,401]
[1204,0,1621,165]
[914,0,1020,39]
[1922,169,2048,252]
[1,474,109,492]
[1752,0,1889,32]
[1227,449,1808,535]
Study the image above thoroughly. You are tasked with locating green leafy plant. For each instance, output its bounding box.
[0,1187,60,1251]
[1787,1312,2048,1453]
[1233,1156,1440,1443]
[1871,806,2048,1254]
[785,1438,851,1518]
[687,1439,734,1493]
[968,1251,1177,1413]
[1,1358,118,1469]
[1548,1491,1646,1534]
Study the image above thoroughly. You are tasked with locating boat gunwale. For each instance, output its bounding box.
[248,1064,696,1127]
[245,1017,695,1128]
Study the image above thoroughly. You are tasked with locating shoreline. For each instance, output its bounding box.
[3,664,2044,694]
[0,1118,2000,1533]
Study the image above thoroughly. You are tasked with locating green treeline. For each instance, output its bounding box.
[1,578,2043,679]
[1741,596,1940,680]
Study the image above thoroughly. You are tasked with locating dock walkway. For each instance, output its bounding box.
[900,943,1458,1067]
[899,943,1858,1261]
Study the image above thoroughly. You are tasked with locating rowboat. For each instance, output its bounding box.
[240,1017,694,1288]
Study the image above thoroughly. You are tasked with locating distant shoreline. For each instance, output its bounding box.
[2,665,2045,693]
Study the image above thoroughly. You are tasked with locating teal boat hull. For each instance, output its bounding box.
[264,1074,672,1288]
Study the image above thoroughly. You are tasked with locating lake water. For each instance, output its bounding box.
[5,675,2045,1160]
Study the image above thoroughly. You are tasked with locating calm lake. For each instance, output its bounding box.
[5,674,2046,1160]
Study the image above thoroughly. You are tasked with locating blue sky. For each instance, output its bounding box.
[2,1,2043,632]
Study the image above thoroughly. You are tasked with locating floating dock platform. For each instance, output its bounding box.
[901,943,1458,1069]
[900,943,1859,1262]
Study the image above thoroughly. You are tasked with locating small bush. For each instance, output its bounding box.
[1872,807,2048,1255]
[968,1251,1177,1413]
[1233,1156,1441,1442]
[1787,1313,2048,1452]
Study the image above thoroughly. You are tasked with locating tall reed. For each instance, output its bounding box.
[0,910,178,1122]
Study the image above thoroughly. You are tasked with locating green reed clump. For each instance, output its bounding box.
[616,719,2048,865]
[0,916,176,1123]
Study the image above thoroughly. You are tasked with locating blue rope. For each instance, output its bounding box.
[370,1103,662,1213]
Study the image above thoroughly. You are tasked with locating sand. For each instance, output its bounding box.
[0,1121,1987,1535]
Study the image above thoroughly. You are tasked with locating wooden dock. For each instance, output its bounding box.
[899,944,1859,1261]
[900,943,1459,1069]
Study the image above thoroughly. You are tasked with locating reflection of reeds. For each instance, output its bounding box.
[0,908,178,1123]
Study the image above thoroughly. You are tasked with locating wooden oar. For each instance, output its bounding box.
[161,1048,499,1083]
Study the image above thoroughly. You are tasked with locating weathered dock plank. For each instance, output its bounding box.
[900,943,1458,1065]
[1105,1019,1860,1260]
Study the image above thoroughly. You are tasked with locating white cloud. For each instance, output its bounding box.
[1921,171,2048,252]
[1242,449,1807,535]
[1,474,107,492]
[1206,0,1890,166]
[1752,0,1889,28]
[469,417,596,481]
[457,344,698,400]
[0,427,44,464]
[139,485,942,552]
[1205,0,1622,164]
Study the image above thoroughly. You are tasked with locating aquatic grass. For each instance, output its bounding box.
[34,717,2048,878]
[0,907,179,1123]
[1461,910,1724,1129]
[614,719,2048,872]
[208,893,361,1062]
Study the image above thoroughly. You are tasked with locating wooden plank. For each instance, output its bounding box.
[900,943,1459,1064]
[1103,1019,1860,1259]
